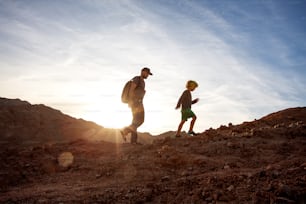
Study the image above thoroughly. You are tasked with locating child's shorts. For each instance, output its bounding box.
[181,108,196,121]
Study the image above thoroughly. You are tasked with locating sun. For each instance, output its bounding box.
[82,100,131,129]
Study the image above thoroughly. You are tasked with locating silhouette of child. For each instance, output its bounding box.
[175,80,199,137]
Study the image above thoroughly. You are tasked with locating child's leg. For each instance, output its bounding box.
[189,116,197,132]
[176,120,185,136]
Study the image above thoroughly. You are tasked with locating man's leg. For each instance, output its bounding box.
[129,104,144,143]
[121,104,144,138]
[130,131,138,144]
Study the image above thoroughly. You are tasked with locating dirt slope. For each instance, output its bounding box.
[0,99,305,203]
[0,97,153,145]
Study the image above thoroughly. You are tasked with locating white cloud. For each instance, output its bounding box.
[0,0,305,134]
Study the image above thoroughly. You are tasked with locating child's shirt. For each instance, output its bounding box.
[177,90,192,109]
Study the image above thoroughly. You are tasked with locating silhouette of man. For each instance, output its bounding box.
[121,67,153,144]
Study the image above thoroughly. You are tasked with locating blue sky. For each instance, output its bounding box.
[1,0,305,135]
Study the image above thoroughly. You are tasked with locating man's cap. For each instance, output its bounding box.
[142,67,153,75]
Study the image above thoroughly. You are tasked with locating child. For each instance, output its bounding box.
[175,80,199,137]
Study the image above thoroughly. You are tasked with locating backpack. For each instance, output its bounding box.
[121,76,140,104]
[121,80,132,103]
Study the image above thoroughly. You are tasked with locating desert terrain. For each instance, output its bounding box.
[0,98,305,203]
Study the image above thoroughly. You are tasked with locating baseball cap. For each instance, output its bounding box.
[142,67,153,75]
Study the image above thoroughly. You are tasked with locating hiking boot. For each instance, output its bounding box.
[131,142,142,145]
[120,130,127,142]
[188,131,197,136]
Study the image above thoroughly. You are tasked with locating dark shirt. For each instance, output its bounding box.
[177,90,192,109]
[131,76,145,101]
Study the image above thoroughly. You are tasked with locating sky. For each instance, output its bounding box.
[0,0,306,135]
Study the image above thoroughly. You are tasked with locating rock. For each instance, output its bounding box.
[301,162,306,169]
[266,164,273,170]
[161,176,170,182]
[227,185,234,192]
[275,197,295,203]
[226,142,233,147]
[58,152,74,168]
[181,171,190,176]
[224,165,230,170]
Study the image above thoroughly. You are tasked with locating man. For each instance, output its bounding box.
[121,67,153,144]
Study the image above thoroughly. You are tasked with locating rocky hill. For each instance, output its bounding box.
[0,98,305,203]
[0,97,153,145]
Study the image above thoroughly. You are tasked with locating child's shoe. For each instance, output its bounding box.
[188,131,197,136]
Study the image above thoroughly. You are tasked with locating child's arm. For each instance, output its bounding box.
[175,92,184,109]
[192,98,199,104]
[175,98,181,109]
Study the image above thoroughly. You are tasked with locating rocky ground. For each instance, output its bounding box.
[0,99,305,203]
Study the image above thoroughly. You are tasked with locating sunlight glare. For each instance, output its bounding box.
[82,97,131,129]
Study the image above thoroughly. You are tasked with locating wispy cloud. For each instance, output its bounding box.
[0,0,305,134]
